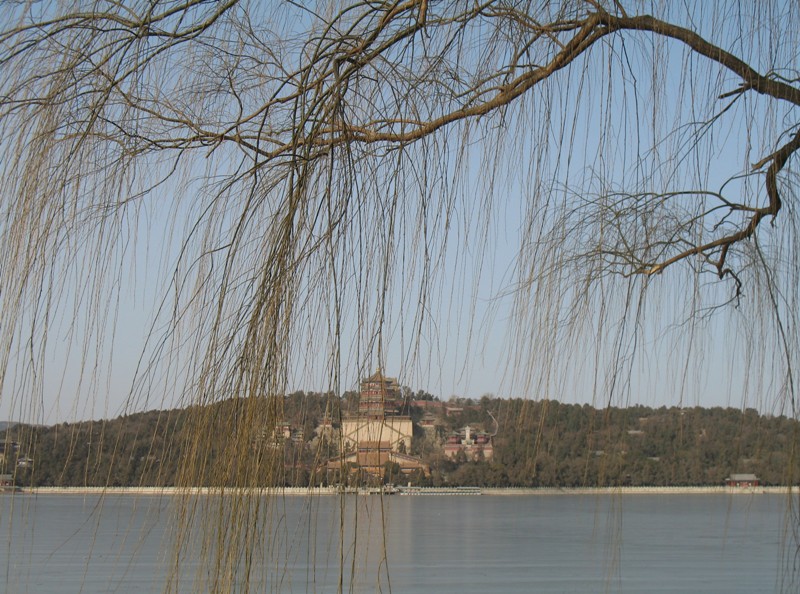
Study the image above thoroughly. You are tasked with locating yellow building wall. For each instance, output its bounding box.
[341,417,412,452]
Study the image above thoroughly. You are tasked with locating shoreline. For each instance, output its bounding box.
[14,485,799,496]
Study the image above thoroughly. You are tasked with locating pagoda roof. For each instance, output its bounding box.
[362,368,397,383]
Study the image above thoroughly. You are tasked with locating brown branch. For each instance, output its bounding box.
[605,14,800,107]
[643,129,800,277]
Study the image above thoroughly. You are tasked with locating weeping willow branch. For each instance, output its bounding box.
[0,0,799,591]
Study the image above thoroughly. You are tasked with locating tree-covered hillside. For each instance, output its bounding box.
[1,395,797,488]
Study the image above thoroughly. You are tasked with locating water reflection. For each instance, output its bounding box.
[1,492,795,593]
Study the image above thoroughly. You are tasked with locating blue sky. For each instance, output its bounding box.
[1,2,797,424]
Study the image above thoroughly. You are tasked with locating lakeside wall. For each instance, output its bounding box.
[482,486,800,495]
[20,485,800,496]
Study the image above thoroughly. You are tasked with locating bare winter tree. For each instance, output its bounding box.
[0,1,798,591]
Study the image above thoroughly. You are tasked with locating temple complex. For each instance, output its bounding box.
[341,370,413,453]
[328,369,428,480]
[443,425,494,460]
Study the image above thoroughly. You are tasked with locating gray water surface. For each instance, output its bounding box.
[1,492,795,593]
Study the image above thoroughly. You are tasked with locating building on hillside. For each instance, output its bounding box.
[357,369,403,417]
[313,417,335,441]
[418,414,438,432]
[411,399,445,412]
[253,422,304,450]
[326,441,428,479]
[341,415,413,453]
[725,473,760,487]
[278,423,292,440]
[331,369,428,479]
[443,425,494,461]
[341,369,413,454]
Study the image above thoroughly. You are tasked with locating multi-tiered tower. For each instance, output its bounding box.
[341,368,412,452]
[357,369,401,418]
[327,369,429,479]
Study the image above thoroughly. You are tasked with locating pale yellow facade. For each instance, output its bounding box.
[341,417,412,453]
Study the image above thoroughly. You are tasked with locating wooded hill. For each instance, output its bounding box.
[1,394,797,488]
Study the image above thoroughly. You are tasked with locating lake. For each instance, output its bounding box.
[1,492,797,592]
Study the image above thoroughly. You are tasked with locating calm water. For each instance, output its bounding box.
[1,492,797,593]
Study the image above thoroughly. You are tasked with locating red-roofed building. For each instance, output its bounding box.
[443,425,494,461]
